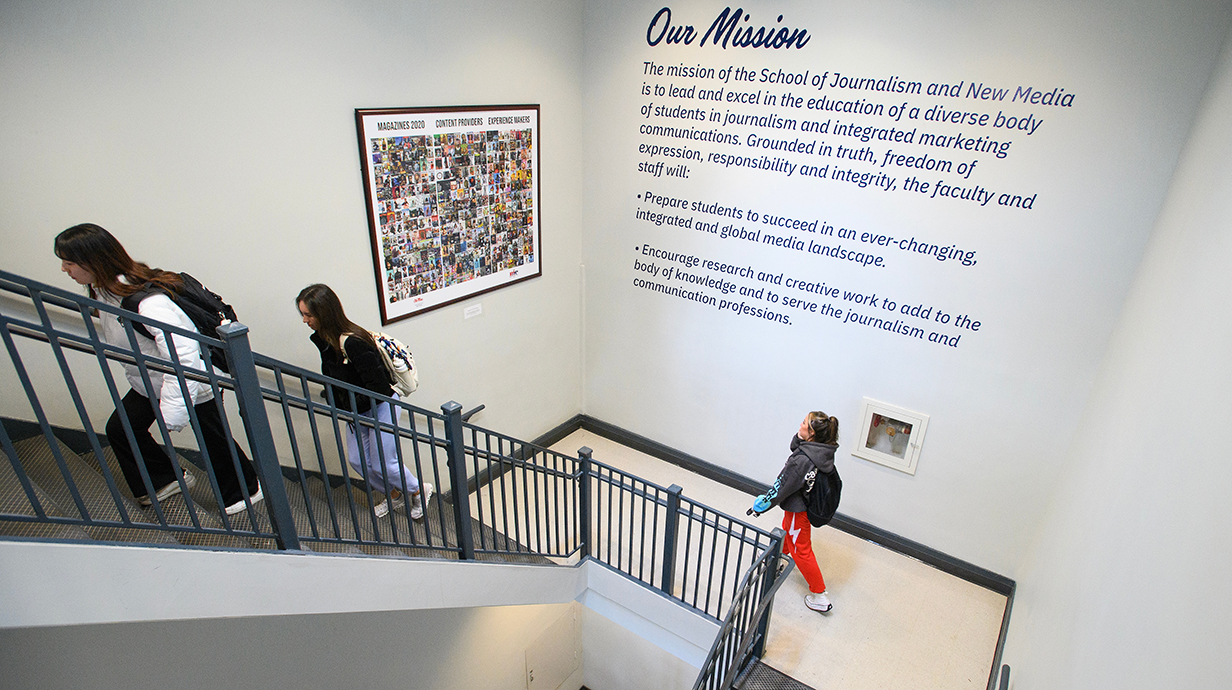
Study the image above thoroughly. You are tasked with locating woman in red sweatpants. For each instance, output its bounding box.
[751,412,839,613]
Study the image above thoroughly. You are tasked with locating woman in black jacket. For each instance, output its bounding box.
[751,411,838,613]
[297,284,431,519]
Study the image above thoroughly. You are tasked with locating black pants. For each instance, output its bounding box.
[105,388,258,506]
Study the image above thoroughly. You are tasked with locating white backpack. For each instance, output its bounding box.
[342,331,419,397]
[370,331,418,396]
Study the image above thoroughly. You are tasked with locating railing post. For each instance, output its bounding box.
[577,446,592,559]
[752,527,786,659]
[660,483,684,595]
[217,322,300,551]
[441,401,475,560]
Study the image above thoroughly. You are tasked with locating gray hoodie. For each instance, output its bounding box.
[764,434,837,514]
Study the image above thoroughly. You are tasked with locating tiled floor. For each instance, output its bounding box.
[549,430,1006,690]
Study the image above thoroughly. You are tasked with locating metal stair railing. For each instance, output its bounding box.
[1,271,295,546]
[1,268,789,638]
[692,540,792,690]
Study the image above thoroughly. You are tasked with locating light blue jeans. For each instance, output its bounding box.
[347,394,420,496]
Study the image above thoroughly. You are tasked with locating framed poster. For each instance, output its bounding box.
[851,398,930,475]
[355,104,541,324]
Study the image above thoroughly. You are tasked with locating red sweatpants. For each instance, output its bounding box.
[782,511,826,593]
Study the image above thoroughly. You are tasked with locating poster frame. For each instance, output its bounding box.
[354,104,542,324]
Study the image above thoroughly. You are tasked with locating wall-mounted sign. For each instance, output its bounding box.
[355,104,541,324]
[852,398,929,475]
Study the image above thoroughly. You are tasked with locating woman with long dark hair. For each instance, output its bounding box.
[54,223,261,514]
[751,411,839,613]
[296,284,430,519]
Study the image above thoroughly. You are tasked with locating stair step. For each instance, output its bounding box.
[6,431,554,565]
[1,450,93,542]
[303,475,370,544]
[313,474,552,564]
[11,436,178,545]
[301,474,402,558]
[280,474,363,555]
[81,446,255,550]
[735,659,817,690]
[305,474,446,559]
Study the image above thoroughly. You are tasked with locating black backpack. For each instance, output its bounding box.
[120,273,238,373]
[803,464,842,528]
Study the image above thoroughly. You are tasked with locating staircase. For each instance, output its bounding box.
[1,267,790,690]
[1,422,549,565]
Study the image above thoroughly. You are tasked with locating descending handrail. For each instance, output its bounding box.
[693,550,793,690]
[5,317,450,452]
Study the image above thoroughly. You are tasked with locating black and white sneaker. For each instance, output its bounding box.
[224,483,263,515]
[139,473,197,507]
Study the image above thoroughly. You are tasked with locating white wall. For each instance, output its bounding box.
[6,2,1232,686]
[1003,25,1232,690]
[0,540,588,690]
[583,609,701,690]
[579,0,1231,575]
[0,541,588,628]
[0,0,585,440]
[0,541,715,690]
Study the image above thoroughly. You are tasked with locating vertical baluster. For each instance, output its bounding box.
[441,401,474,560]
[751,527,785,659]
[217,322,299,550]
[577,447,591,559]
[660,483,683,595]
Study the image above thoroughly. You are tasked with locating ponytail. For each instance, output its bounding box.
[807,411,838,444]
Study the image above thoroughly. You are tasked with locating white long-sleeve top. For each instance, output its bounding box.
[95,279,213,430]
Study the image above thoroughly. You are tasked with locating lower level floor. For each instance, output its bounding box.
[551,429,1008,690]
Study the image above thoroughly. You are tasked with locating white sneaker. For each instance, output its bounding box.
[140,472,197,506]
[806,591,833,613]
[224,483,263,515]
[410,483,433,520]
[373,498,390,518]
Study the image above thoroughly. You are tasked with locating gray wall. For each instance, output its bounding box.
[0,605,575,690]
[0,541,715,690]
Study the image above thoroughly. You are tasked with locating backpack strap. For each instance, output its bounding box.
[119,284,167,340]
[339,333,352,364]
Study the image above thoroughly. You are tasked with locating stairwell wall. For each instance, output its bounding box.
[577,0,1232,581]
[1,602,581,690]
[0,0,585,443]
[1001,24,1232,689]
[0,540,717,690]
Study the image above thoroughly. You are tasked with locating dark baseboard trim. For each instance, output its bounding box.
[3,417,102,458]
[540,414,768,495]
[531,413,587,450]
[827,512,1015,596]
[540,413,1015,597]
[543,413,1017,690]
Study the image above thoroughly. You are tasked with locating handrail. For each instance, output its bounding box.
[692,548,793,690]
[6,318,451,455]
[2,267,790,653]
